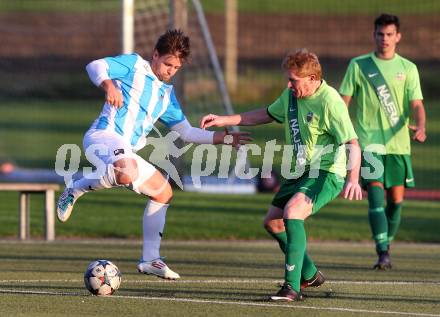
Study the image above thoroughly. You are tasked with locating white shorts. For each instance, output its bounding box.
[83,129,157,187]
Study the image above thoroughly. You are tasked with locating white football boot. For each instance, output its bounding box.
[137,258,180,280]
[56,187,83,222]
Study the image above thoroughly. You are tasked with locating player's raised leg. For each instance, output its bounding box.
[57,131,136,222]
[56,161,126,222]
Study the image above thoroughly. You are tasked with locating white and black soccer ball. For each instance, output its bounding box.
[84,260,122,296]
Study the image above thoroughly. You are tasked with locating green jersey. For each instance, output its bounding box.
[339,52,423,155]
[267,80,357,178]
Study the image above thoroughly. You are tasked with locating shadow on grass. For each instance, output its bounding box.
[122,286,270,302]
[305,289,440,304]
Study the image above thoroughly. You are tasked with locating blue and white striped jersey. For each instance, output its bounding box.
[88,53,186,151]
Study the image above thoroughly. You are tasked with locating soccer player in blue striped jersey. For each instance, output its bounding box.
[56,29,250,280]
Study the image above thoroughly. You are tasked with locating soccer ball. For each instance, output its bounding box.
[84,260,122,296]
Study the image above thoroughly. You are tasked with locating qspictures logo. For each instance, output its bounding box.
[55,126,385,190]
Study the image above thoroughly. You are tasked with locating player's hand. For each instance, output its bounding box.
[214,128,252,148]
[101,80,123,108]
[342,181,362,200]
[105,87,123,108]
[200,114,226,129]
[409,125,426,143]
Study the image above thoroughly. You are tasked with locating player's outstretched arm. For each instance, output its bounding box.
[343,138,362,200]
[170,119,252,148]
[200,108,273,129]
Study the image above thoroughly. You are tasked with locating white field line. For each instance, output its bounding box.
[0,279,439,285]
[1,239,439,249]
[0,288,438,317]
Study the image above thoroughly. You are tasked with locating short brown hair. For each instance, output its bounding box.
[375,13,400,33]
[282,49,322,80]
[154,29,190,62]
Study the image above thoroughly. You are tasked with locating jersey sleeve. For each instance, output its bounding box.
[405,63,423,101]
[267,89,289,123]
[159,88,186,128]
[103,53,139,79]
[327,98,358,145]
[339,59,358,97]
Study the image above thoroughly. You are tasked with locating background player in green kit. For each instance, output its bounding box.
[200,49,362,301]
[339,13,427,270]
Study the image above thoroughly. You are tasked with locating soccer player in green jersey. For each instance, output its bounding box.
[339,13,427,270]
[200,49,362,301]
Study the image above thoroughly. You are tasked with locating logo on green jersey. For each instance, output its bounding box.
[306,111,314,123]
[376,84,399,126]
[396,72,406,81]
[288,93,307,167]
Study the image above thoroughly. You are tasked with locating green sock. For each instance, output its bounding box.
[268,231,287,253]
[284,219,306,292]
[385,201,402,243]
[267,230,316,280]
[302,252,317,281]
[367,186,388,252]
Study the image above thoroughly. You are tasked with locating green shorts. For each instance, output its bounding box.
[361,152,415,189]
[271,170,344,214]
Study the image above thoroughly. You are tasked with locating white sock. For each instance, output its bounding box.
[71,164,117,195]
[142,200,169,262]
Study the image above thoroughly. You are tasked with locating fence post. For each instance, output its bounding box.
[225,0,238,93]
[122,0,135,54]
[19,192,30,240]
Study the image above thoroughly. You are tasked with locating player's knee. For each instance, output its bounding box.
[389,198,403,205]
[284,208,299,219]
[263,217,284,233]
[263,219,274,233]
[150,182,173,204]
[262,218,271,231]
[113,159,138,185]
[284,195,312,220]
[368,182,383,189]
[387,189,404,204]
[115,173,133,185]
[284,205,310,220]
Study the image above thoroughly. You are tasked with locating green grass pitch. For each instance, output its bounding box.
[0,240,439,317]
